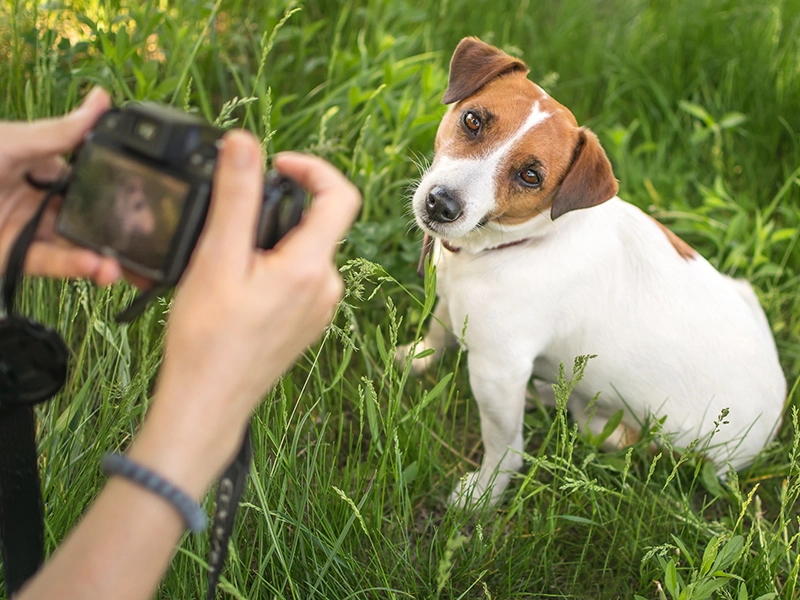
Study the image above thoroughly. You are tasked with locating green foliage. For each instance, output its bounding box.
[1,0,800,598]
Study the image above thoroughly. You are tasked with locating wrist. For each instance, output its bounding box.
[101,453,208,533]
[127,392,249,500]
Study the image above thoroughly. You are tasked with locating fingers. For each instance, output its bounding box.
[94,257,124,286]
[5,88,111,163]
[24,241,122,284]
[121,269,155,291]
[36,195,66,242]
[27,155,69,185]
[273,152,361,257]
[196,130,264,269]
[34,198,133,287]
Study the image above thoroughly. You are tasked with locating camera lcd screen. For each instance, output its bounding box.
[58,145,190,279]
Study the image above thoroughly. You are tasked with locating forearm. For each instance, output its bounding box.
[16,386,250,600]
[17,476,186,600]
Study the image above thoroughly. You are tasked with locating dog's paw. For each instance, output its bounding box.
[395,341,437,375]
[448,471,505,508]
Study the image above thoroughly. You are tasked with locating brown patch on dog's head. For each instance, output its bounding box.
[435,73,556,159]
[650,217,697,260]
[549,129,618,220]
[442,37,528,105]
[488,100,586,225]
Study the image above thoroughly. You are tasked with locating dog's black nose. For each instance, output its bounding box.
[425,186,463,223]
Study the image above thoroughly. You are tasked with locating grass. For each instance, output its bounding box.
[2,0,800,597]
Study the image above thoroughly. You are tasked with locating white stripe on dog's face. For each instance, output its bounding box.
[413,72,583,250]
[413,102,551,239]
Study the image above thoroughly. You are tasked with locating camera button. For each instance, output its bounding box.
[189,153,204,167]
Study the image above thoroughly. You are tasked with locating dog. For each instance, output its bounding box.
[399,37,786,506]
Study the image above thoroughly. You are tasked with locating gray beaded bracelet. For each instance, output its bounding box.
[101,452,208,534]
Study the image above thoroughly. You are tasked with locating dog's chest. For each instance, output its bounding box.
[435,243,562,346]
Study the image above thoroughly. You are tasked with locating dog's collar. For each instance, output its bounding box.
[416,233,530,278]
[440,237,530,253]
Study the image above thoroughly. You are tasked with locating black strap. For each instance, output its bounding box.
[114,286,166,323]
[0,406,44,595]
[207,425,252,599]
[0,180,67,596]
[3,183,65,315]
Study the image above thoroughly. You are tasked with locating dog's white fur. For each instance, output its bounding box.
[400,38,786,506]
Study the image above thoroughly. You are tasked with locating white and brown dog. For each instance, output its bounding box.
[401,37,786,506]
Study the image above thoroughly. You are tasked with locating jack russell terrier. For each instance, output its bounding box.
[399,37,786,506]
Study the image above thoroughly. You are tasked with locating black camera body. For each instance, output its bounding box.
[56,103,304,286]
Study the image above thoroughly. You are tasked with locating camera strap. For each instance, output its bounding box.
[0,180,69,596]
[207,425,252,599]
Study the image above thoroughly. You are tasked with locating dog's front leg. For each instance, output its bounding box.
[396,298,457,374]
[450,351,533,507]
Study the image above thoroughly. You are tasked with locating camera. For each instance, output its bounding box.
[56,103,305,285]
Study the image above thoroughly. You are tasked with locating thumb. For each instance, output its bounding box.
[7,87,111,162]
[195,130,264,269]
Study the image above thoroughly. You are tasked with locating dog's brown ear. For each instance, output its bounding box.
[550,128,618,220]
[442,37,529,105]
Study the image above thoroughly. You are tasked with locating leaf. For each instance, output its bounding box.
[75,13,98,30]
[402,373,453,424]
[671,535,695,569]
[375,325,389,366]
[217,579,249,600]
[738,581,748,600]
[754,264,783,279]
[154,75,182,98]
[690,128,712,145]
[719,112,748,130]
[597,454,628,471]
[413,347,436,360]
[700,460,726,498]
[402,461,419,484]
[712,571,744,581]
[420,372,453,406]
[679,100,714,125]
[693,578,729,600]
[554,515,600,526]
[421,256,437,319]
[592,409,625,447]
[362,378,382,452]
[700,537,721,577]
[664,558,679,598]
[712,536,744,573]
[770,228,799,244]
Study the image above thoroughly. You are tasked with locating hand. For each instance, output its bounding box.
[0,88,123,284]
[131,132,361,495]
[13,132,360,600]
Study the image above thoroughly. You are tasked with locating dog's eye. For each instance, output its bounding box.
[519,168,542,188]
[462,111,482,134]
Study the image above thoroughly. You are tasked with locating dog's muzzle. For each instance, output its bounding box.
[425,186,463,223]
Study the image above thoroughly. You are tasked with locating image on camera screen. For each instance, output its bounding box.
[59,145,190,279]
